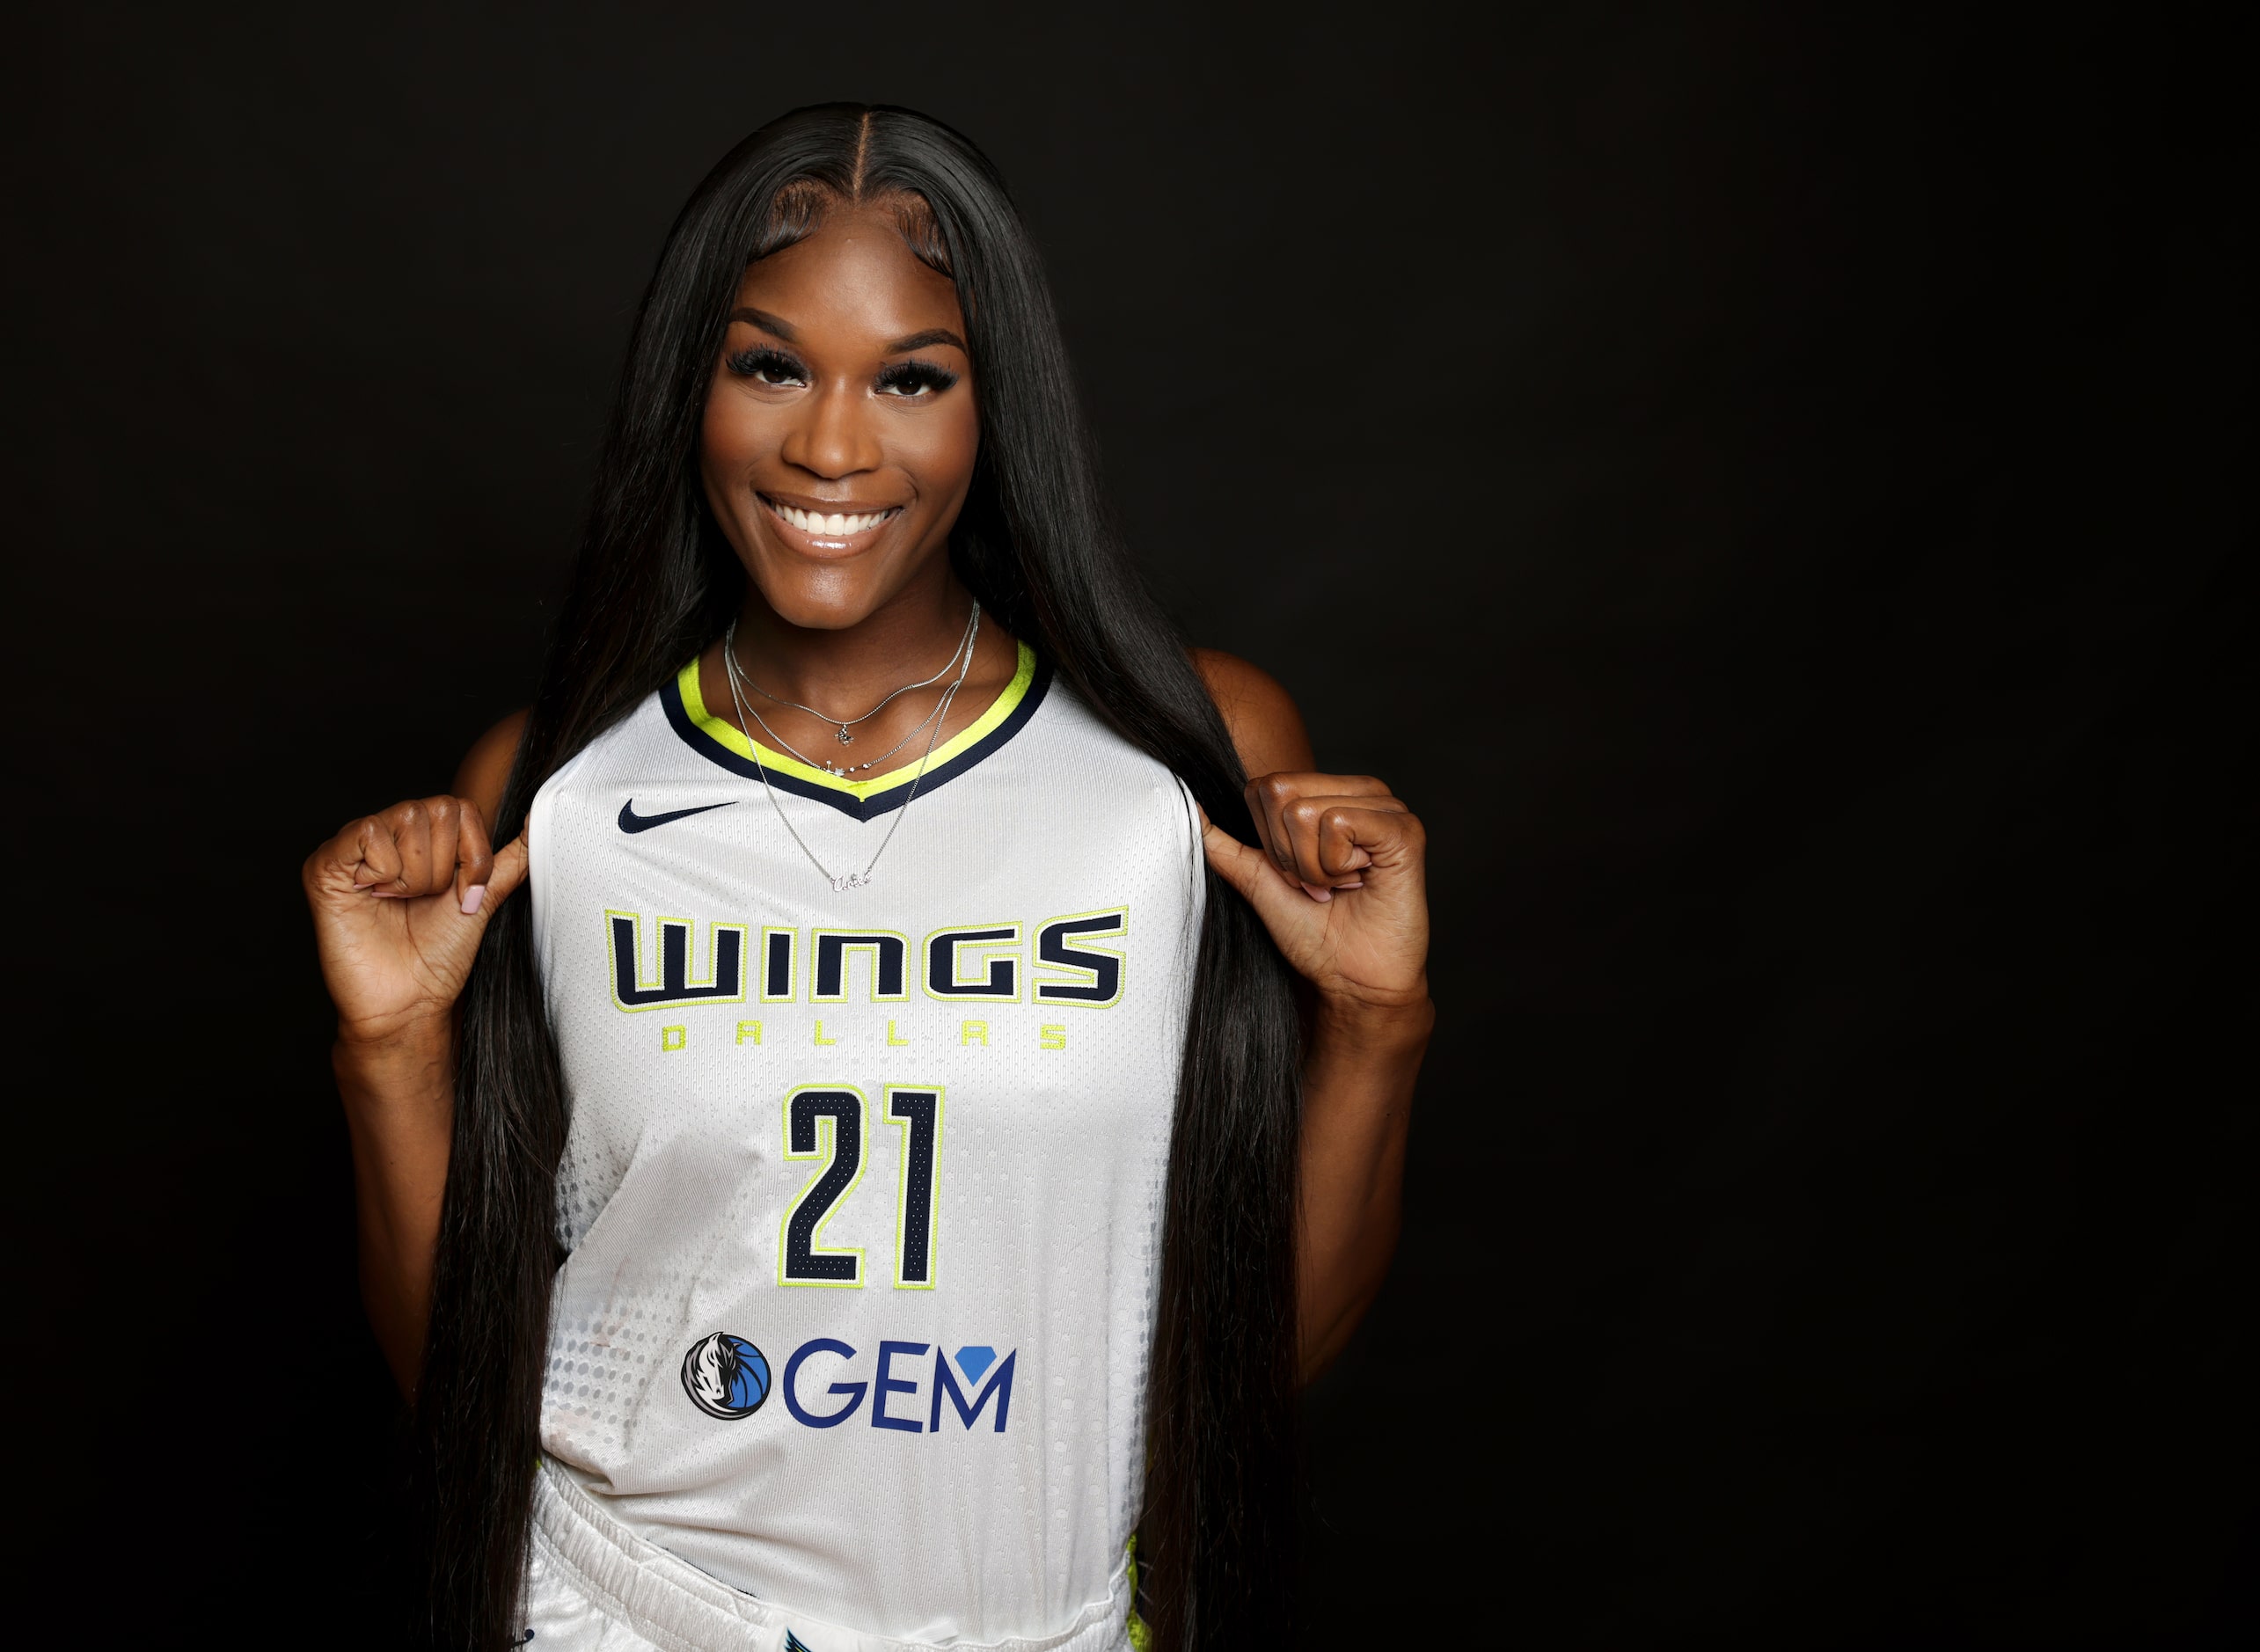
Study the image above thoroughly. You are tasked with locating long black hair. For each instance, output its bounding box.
[421,104,1302,1649]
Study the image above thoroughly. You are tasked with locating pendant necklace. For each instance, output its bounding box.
[731,599,979,749]
[720,606,980,892]
[729,679,950,778]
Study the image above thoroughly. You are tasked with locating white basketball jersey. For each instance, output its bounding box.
[525,641,1202,1647]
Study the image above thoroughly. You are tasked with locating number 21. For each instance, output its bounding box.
[779,1084,945,1289]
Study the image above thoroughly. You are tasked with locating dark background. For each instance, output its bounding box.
[8,3,2255,1644]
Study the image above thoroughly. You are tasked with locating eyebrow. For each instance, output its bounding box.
[885,327,967,355]
[729,306,797,340]
[728,309,966,356]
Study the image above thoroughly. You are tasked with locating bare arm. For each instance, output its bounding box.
[1191,650,1432,1378]
[305,711,527,1397]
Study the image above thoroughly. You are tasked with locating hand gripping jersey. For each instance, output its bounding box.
[525,642,1201,1651]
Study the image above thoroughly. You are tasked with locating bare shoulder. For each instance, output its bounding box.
[452,709,530,830]
[1190,647,1315,778]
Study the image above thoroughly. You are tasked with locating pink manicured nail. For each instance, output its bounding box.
[461,885,487,915]
[1300,881,1334,903]
[1334,878,1365,890]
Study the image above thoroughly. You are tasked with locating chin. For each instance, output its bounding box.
[746,567,888,632]
[738,523,939,632]
[757,591,874,632]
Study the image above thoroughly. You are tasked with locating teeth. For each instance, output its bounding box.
[772,502,892,537]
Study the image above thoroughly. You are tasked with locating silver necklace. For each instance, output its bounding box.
[726,664,951,778]
[720,608,979,892]
[729,599,979,747]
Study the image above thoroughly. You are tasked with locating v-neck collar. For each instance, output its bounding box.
[660,641,1050,822]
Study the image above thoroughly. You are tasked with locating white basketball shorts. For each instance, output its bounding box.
[523,1464,1138,1652]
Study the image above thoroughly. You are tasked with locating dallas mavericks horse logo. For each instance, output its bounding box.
[681,1332,772,1419]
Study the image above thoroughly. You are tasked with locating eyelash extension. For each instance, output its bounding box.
[727,345,808,383]
[876,358,960,396]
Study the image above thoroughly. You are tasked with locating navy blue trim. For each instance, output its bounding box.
[662,657,1054,822]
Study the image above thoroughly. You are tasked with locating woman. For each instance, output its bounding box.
[305,104,1429,1652]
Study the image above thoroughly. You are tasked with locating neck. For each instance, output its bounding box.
[730,573,979,719]
[701,562,1022,772]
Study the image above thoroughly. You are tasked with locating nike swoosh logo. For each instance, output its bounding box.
[618,798,737,834]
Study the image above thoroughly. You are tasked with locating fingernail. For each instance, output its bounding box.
[1334,877,1365,890]
[1300,881,1335,903]
[461,885,487,915]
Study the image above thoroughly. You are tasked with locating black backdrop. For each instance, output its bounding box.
[9,4,2256,1645]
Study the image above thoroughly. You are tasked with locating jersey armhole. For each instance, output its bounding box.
[525,776,559,992]
[1172,776,1209,975]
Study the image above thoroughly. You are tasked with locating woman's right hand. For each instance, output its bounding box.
[306,793,526,1393]
[303,795,530,1049]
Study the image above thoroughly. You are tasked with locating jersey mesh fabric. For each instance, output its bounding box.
[526,656,1201,1646]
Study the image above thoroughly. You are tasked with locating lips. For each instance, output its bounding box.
[763,496,901,541]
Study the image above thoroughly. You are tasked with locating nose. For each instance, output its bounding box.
[779,377,882,480]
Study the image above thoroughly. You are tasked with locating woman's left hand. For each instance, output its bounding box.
[1201,772,1430,1009]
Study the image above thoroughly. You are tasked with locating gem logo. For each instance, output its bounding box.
[681,1332,772,1419]
[779,1338,1017,1432]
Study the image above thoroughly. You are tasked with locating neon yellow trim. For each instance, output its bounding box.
[681,641,1036,800]
[1126,1534,1151,1652]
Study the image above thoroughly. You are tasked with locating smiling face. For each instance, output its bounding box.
[699,198,980,632]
